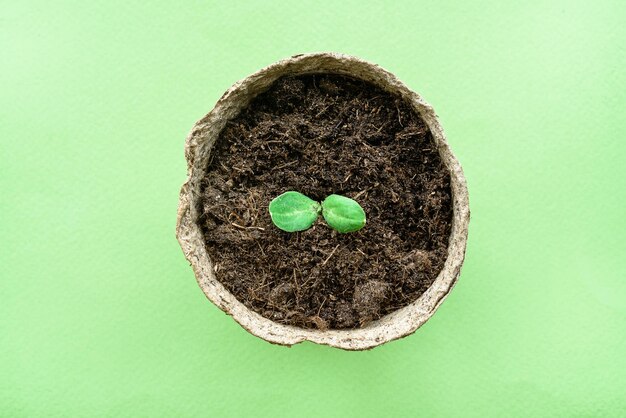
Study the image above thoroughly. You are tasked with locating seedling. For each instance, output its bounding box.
[321,194,366,233]
[269,191,366,233]
[267,191,321,232]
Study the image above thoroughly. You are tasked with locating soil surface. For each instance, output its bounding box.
[198,74,452,329]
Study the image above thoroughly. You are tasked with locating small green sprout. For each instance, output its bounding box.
[321,194,366,233]
[269,191,366,233]
[268,191,321,232]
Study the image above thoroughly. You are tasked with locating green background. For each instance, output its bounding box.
[2,0,625,416]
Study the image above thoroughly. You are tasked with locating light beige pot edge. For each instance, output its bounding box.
[176,53,470,350]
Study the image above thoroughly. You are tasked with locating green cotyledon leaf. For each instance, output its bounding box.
[321,194,366,233]
[269,191,321,232]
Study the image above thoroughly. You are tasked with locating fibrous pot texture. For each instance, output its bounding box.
[176,53,469,350]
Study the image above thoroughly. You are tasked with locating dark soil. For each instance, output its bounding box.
[198,74,452,329]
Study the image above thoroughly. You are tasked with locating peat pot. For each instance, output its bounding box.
[176,53,470,350]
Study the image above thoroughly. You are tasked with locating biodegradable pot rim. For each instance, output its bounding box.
[176,52,470,350]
